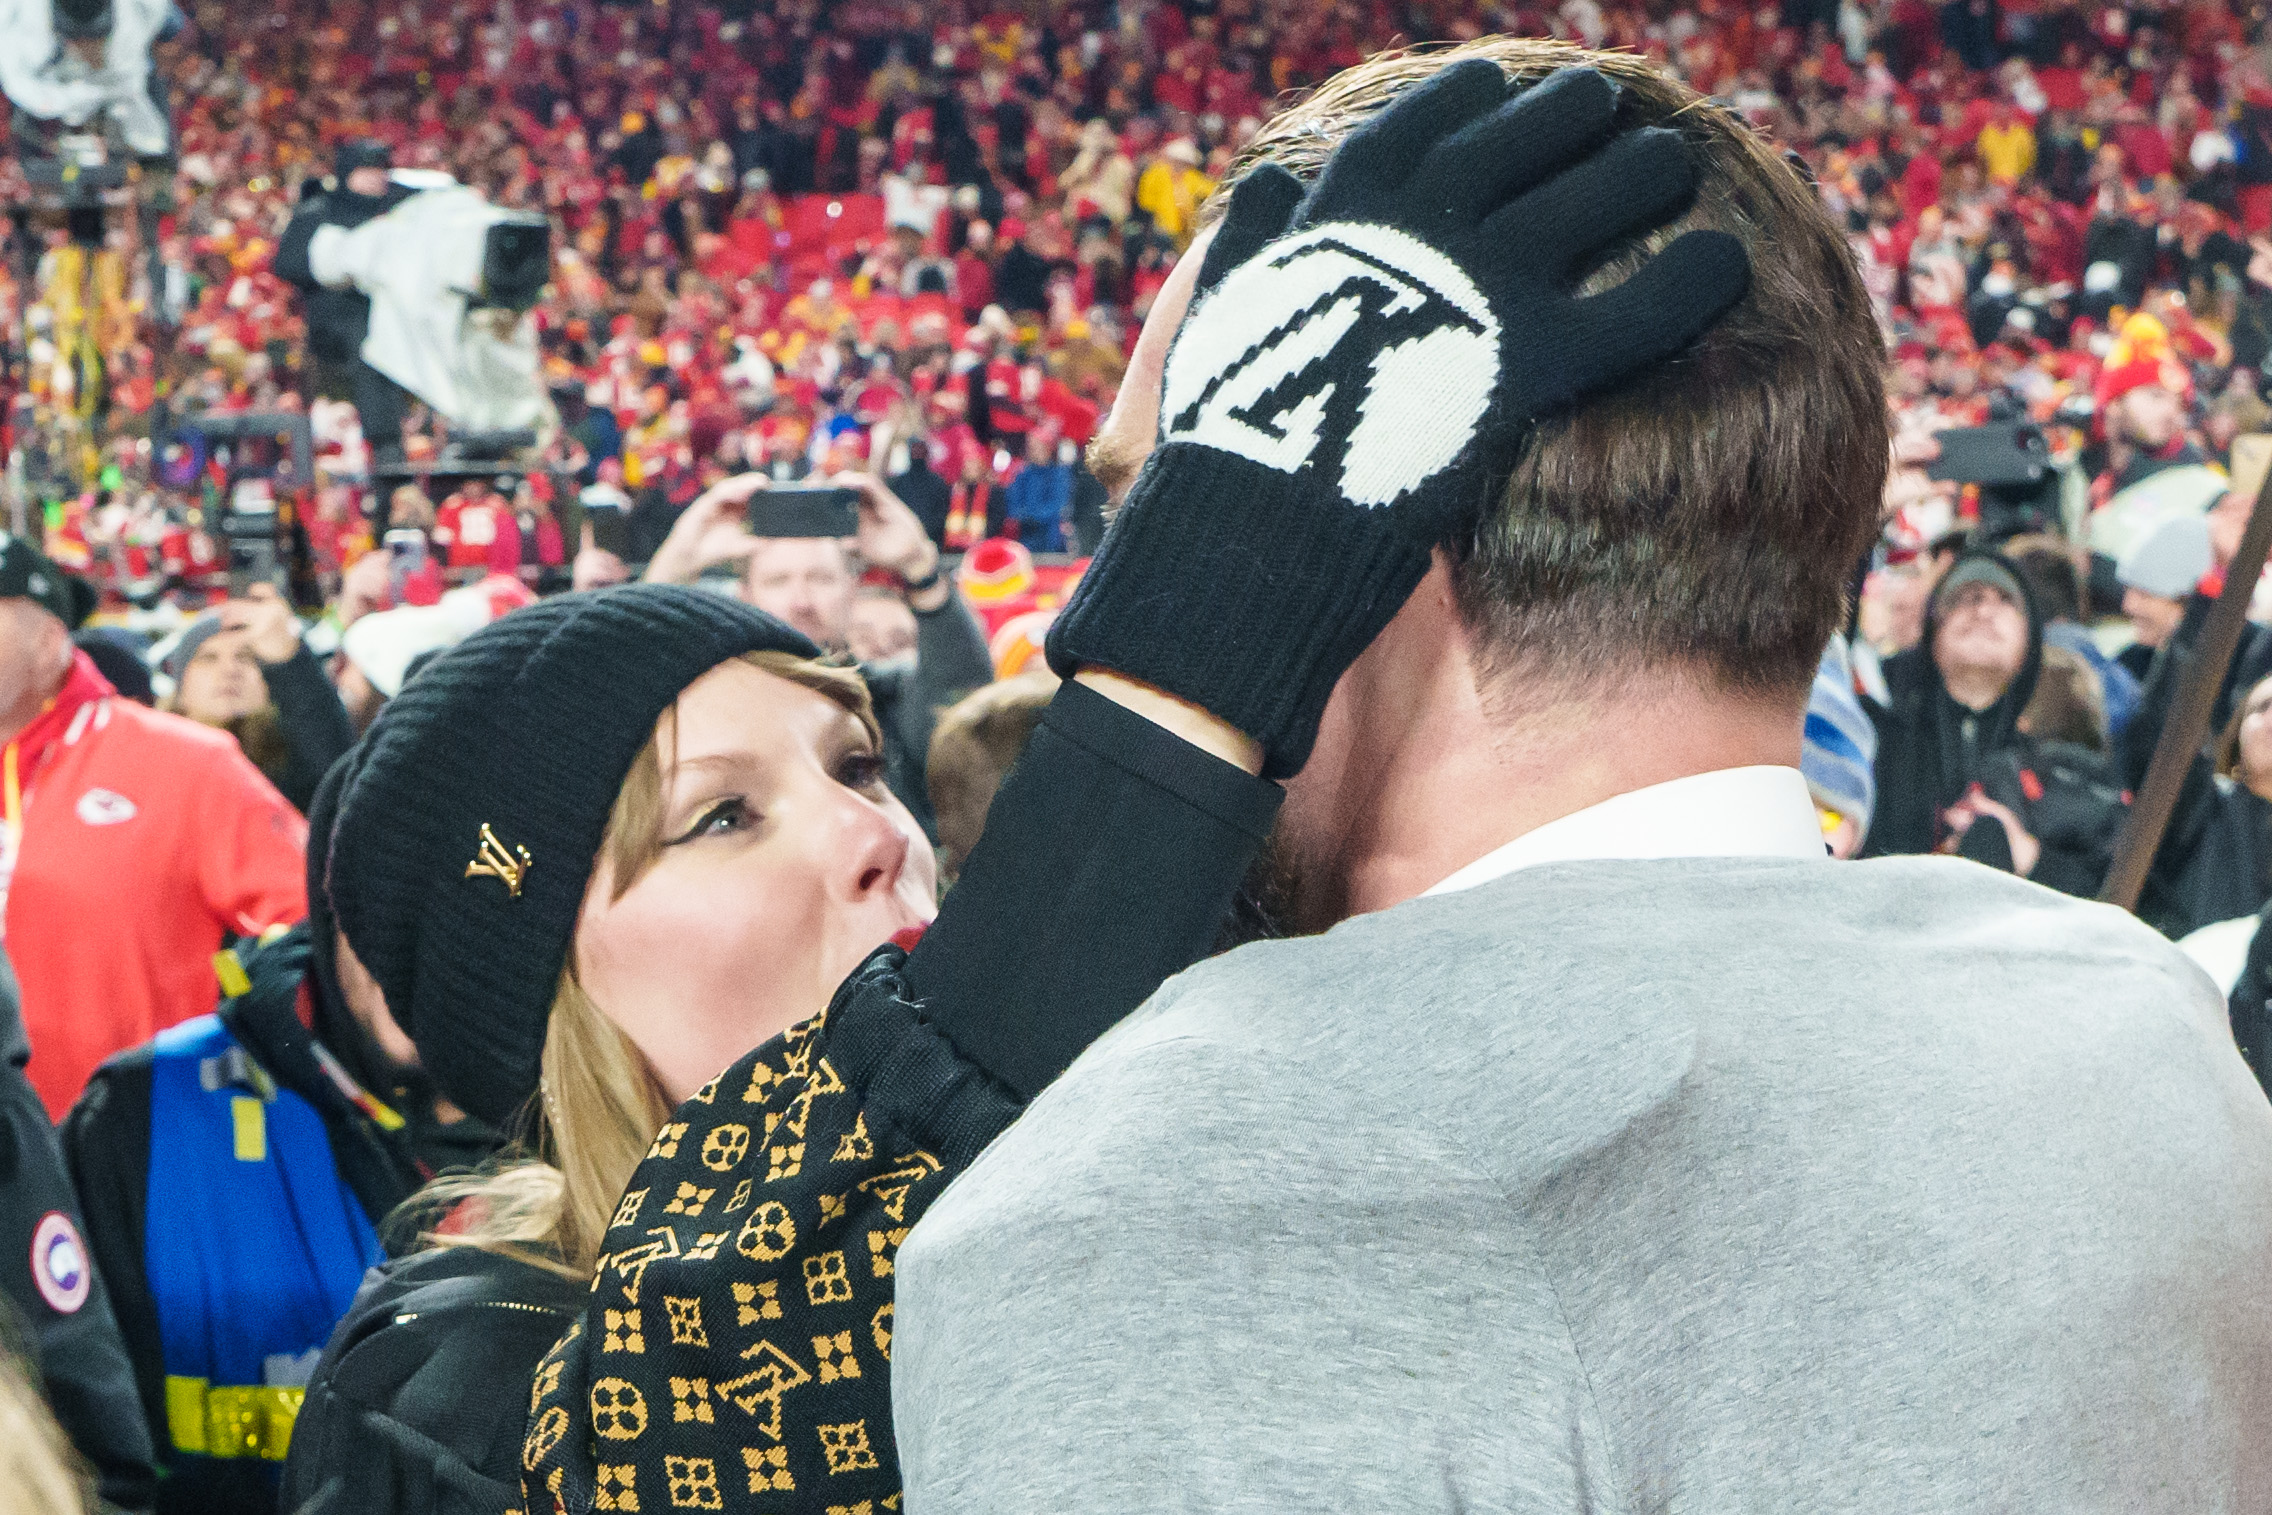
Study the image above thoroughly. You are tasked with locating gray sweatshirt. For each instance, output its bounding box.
[894,855,2272,1512]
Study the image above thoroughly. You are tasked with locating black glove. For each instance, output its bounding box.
[1049,61,1752,777]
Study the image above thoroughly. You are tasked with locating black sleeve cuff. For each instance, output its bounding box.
[1042,676,1282,840]
[903,678,1283,1099]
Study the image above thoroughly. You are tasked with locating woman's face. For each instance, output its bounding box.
[574,661,938,1104]
[2238,680,2272,801]
[178,632,267,724]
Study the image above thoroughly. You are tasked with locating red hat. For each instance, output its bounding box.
[2096,355,2193,409]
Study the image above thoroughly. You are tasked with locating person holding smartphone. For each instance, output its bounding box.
[163,585,357,815]
[642,471,993,838]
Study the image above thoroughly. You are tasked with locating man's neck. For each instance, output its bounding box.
[1939,663,2010,712]
[1292,566,1806,924]
[0,661,69,750]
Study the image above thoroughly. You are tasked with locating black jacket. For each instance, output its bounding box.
[1863,550,2127,896]
[281,1245,583,1515]
[258,644,357,815]
[0,949,156,1513]
[274,180,419,365]
[2124,595,2272,938]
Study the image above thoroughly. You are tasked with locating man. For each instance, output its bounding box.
[1003,425,1073,553]
[2096,360,2206,497]
[273,142,418,464]
[895,41,2272,1511]
[1863,550,2127,893]
[0,535,305,1117]
[64,757,497,1515]
[643,472,993,837]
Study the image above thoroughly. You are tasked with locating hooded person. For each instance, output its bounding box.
[61,754,503,1515]
[1861,549,2128,893]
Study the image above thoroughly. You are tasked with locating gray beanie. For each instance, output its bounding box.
[2117,514,2214,601]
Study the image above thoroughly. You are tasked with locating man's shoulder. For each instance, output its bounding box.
[98,702,291,799]
[96,699,243,761]
[999,855,2220,1168]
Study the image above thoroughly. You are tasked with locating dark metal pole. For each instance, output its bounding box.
[2100,455,2272,911]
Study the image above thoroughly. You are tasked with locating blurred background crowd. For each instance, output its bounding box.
[11,0,2272,1509]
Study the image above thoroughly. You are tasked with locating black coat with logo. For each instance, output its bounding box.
[289,680,1285,1515]
[0,948,156,1512]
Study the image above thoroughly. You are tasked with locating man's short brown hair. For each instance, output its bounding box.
[927,671,1057,878]
[1213,39,1888,703]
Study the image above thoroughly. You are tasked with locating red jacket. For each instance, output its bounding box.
[2,653,306,1116]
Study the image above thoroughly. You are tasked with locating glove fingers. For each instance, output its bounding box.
[1307,57,1508,212]
[1481,127,1701,282]
[1408,67,1619,219]
[1546,229,1752,407]
[1195,164,1307,297]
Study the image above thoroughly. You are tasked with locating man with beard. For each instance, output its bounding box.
[893,41,2272,1512]
[62,756,500,1515]
[1861,550,2127,893]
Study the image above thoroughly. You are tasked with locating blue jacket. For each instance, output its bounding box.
[143,1013,382,1469]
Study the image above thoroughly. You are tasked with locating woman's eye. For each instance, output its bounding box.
[836,751,887,791]
[673,798,750,843]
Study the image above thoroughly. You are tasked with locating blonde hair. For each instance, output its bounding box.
[0,1345,88,1515]
[412,651,879,1277]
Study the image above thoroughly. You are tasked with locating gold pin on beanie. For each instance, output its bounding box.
[327,584,820,1128]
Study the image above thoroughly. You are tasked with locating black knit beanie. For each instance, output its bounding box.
[327,585,820,1126]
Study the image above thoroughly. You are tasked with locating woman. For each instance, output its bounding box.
[280,579,1280,1515]
[165,585,355,813]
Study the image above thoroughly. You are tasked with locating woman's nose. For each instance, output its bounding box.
[834,793,910,903]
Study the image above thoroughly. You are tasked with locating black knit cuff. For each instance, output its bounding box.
[1045,444,1432,778]
[1043,677,1282,836]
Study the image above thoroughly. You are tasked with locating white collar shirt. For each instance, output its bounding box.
[1422,765,1829,898]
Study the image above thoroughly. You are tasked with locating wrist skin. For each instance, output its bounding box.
[1074,669,1264,776]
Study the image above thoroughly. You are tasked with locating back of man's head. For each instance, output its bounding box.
[1217,40,1888,707]
[928,671,1055,879]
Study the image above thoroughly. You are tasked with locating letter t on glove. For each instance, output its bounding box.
[1048,62,1753,778]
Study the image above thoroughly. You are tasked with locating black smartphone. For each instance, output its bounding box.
[224,483,286,595]
[746,486,860,539]
[585,502,633,559]
[1924,423,2049,488]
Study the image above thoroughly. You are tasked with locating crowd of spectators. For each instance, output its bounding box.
[8,2,2272,1509]
[0,0,2269,634]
